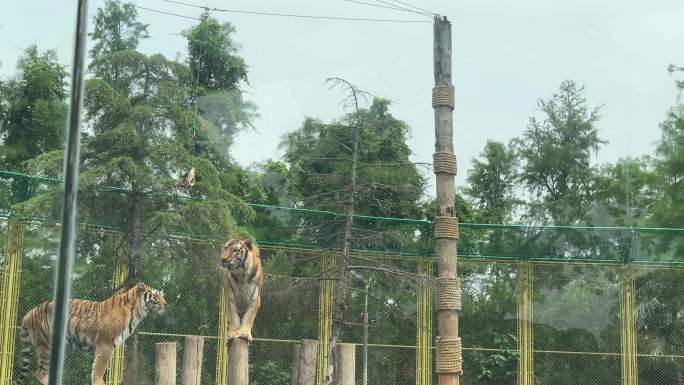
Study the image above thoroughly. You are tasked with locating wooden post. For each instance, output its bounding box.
[433,15,462,385]
[292,344,302,385]
[227,339,249,385]
[293,339,318,385]
[334,344,355,385]
[155,342,177,385]
[181,336,204,385]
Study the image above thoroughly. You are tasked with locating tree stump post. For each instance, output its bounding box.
[155,342,176,385]
[227,339,249,385]
[181,336,204,385]
[334,343,355,385]
[293,339,318,385]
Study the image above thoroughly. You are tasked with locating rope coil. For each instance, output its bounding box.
[432,84,455,109]
[435,336,463,374]
[432,152,457,175]
[434,216,459,239]
[436,275,461,310]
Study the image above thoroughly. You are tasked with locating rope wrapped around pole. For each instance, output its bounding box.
[435,336,463,374]
[432,84,455,109]
[432,152,457,175]
[435,274,461,311]
[434,216,459,240]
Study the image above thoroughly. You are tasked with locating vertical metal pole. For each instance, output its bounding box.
[362,281,369,385]
[0,221,25,385]
[517,261,534,385]
[317,253,335,385]
[47,0,88,383]
[215,271,230,385]
[620,265,638,385]
[416,260,433,385]
[106,242,128,385]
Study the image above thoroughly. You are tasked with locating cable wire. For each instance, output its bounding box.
[344,0,431,17]
[147,0,432,23]
[133,4,202,20]
[387,0,438,16]
[371,0,432,17]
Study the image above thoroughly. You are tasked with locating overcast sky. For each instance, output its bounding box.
[2,0,683,192]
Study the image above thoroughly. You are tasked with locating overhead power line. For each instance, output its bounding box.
[133,4,201,20]
[371,0,432,17]
[343,0,431,17]
[386,0,438,16]
[144,0,432,23]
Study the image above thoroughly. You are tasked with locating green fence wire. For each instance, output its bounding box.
[0,170,683,385]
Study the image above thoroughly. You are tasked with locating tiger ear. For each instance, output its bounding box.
[243,238,253,251]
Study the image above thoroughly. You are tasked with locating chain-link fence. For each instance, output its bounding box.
[0,173,683,385]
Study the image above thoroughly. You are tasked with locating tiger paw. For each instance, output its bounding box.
[226,329,241,344]
[235,327,253,342]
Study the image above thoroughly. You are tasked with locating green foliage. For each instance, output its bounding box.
[182,16,257,168]
[250,361,290,385]
[184,15,248,91]
[650,102,684,229]
[0,46,67,173]
[515,80,606,225]
[282,98,426,218]
[465,140,520,224]
[594,158,656,226]
[88,0,149,65]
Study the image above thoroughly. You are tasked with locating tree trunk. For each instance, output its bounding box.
[325,79,362,385]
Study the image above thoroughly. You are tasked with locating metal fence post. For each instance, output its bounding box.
[215,271,230,385]
[620,264,638,385]
[0,220,25,385]
[517,261,534,385]
[317,253,336,385]
[106,239,128,385]
[416,259,433,385]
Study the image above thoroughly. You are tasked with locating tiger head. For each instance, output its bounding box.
[221,238,258,271]
[137,283,167,314]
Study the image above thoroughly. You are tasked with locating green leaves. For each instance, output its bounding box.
[514,80,606,225]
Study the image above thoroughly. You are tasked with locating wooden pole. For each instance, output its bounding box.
[334,344,356,385]
[227,339,249,385]
[181,336,204,385]
[292,344,302,385]
[293,339,318,385]
[155,342,177,385]
[433,15,462,385]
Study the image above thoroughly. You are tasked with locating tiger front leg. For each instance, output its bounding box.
[226,297,242,344]
[235,293,261,342]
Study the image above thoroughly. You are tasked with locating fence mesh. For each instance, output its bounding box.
[0,174,683,385]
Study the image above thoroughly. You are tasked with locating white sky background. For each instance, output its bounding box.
[1,0,683,195]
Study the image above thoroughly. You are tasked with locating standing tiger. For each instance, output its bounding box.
[221,238,264,343]
[15,283,166,385]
